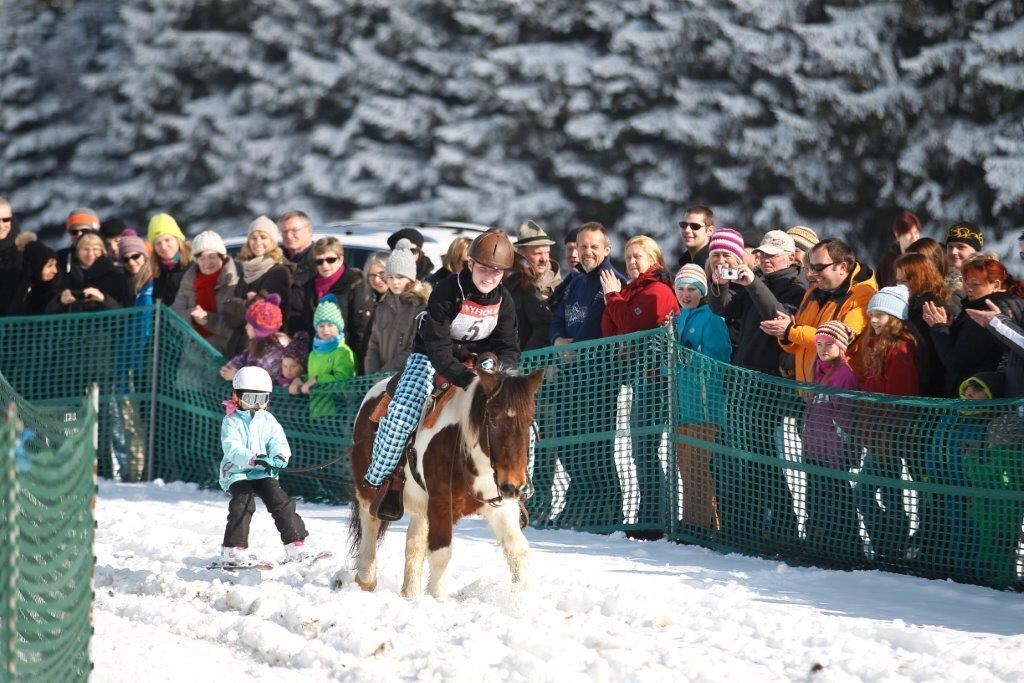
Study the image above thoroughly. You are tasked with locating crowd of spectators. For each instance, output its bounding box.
[2,196,1023,574]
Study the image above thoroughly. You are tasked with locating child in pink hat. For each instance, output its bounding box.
[219,293,290,384]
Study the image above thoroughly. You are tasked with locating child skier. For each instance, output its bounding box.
[217,366,311,568]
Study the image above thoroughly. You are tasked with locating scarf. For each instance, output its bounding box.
[242,256,277,285]
[193,268,221,338]
[159,253,181,270]
[312,334,340,354]
[314,264,346,300]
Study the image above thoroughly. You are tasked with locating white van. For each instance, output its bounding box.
[222,220,489,271]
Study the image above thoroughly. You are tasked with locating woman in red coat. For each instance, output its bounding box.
[601,236,679,336]
[599,235,680,538]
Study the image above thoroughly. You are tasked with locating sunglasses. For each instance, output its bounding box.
[807,261,835,273]
[678,221,706,231]
[0,216,12,224]
[125,253,145,263]
[314,256,340,266]
[238,392,270,408]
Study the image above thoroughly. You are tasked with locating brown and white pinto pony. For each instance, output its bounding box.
[338,367,544,598]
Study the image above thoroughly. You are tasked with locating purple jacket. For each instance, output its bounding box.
[802,359,859,468]
[228,337,288,386]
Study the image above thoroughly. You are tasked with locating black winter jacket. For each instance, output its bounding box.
[295,266,370,365]
[708,266,807,375]
[505,272,553,352]
[929,292,1024,397]
[46,256,129,313]
[414,269,520,388]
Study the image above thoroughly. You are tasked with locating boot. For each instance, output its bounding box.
[370,472,405,521]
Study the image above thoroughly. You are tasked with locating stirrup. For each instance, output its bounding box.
[370,473,405,521]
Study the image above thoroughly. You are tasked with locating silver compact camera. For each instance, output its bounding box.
[719,266,739,281]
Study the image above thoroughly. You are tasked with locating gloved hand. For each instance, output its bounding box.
[476,352,499,374]
[254,454,288,476]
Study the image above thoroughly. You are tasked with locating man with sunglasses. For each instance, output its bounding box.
[56,207,102,274]
[363,230,521,517]
[761,238,877,383]
[676,205,715,270]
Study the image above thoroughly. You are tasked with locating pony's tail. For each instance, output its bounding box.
[347,499,390,557]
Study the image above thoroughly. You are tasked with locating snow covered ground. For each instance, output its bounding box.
[93,481,1024,682]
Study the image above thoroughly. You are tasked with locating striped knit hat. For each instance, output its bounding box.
[708,228,745,263]
[313,294,345,333]
[814,320,854,353]
[787,225,819,252]
[674,264,708,296]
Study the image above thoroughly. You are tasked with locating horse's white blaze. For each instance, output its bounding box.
[359,377,389,411]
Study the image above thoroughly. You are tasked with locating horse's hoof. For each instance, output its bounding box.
[355,575,377,592]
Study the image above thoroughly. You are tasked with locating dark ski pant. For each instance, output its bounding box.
[223,478,307,548]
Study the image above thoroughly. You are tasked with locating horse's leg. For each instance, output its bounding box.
[482,502,531,590]
[425,506,454,599]
[354,501,381,591]
[401,512,428,598]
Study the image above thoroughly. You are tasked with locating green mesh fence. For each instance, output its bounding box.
[1,306,1023,591]
[0,374,96,680]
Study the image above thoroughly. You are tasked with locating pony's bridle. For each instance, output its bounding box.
[463,377,534,508]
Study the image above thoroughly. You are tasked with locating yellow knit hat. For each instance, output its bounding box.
[147,213,186,244]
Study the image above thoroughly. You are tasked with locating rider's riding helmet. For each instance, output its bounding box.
[468,230,515,271]
[233,366,273,412]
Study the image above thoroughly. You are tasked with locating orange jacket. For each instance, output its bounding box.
[780,263,878,383]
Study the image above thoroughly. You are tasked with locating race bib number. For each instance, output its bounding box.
[450,300,501,342]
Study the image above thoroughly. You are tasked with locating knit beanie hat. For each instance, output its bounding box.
[674,264,708,297]
[282,331,310,365]
[815,320,854,354]
[384,238,418,281]
[313,294,345,332]
[147,213,186,244]
[66,207,100,232]
[946,221,984,252]
[959,371,1005,400]
[787,225,819,252]
[387,228,424,250]
[117,229,149,259]
[100,217,128,239]
[708,228,745,263]
[245,293,284,338]
[191,230,227,256]
[868,285,910,321]
[248,215,280,245]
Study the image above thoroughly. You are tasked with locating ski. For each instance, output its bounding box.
[279,549,334,567]
[205,559,275,571]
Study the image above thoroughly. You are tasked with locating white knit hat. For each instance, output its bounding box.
[247,215,280,244]
[385,238,418,281]
[190,230,227,257]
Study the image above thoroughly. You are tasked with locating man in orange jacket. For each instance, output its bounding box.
[761,238,878,383]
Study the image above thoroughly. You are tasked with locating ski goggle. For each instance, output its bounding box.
[237,392,270,409]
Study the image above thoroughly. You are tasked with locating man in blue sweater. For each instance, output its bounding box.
[547,222,628,529]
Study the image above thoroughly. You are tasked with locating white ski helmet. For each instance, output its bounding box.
[232,366,273,394]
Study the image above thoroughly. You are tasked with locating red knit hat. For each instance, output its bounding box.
[245,293,283,338]
[708,228,745,263]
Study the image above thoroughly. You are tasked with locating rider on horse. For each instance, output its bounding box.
[364,230,521,503]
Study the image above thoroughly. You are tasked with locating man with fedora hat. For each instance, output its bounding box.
[514,219,561,294]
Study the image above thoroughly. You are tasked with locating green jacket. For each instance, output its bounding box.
[307,344,355,417]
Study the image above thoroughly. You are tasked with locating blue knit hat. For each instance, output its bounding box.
[868,285,910,321]
[313,294,345,332]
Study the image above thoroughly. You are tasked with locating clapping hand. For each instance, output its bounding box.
[964,299,1001,328]
[759,311,793,338]
[921,300,949,327]
[599,270,622,296]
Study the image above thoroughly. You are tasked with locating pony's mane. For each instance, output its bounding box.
[468,372,537,432]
